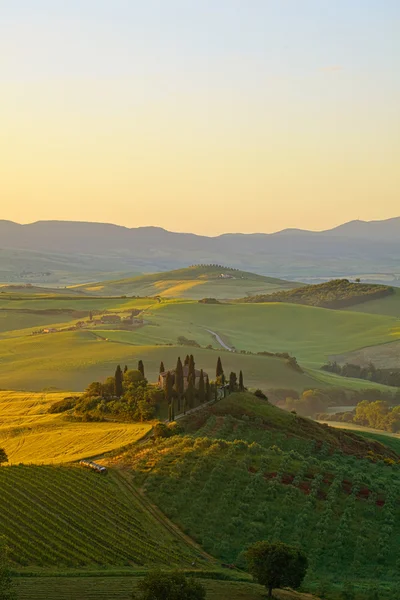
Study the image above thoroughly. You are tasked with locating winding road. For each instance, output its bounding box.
[205,328,235,352]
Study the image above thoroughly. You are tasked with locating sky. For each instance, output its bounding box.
[1,1,400,235]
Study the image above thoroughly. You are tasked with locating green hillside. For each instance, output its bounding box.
[0,289,399,391]
[113,392,400,597]
[0,465,207,568]
[72,265,299,299]
[242,279,394,309]
[348,288,400,317]
[137,301,400,366]
[0,330,321,391]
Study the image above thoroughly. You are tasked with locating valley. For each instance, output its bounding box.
[1,265,400,599]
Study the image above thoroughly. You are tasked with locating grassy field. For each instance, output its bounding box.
[0,290,399,392]
[137,301,400,366]
[330,339,400,369]
[0,328,327,392]
[72,265,299,299]
[0,391,151,464]
[348,288,400,317]
[13,576,318,600]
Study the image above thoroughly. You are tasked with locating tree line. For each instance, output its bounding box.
[322,361,400,388]
[320,400,400,433]
[242,279,394,309]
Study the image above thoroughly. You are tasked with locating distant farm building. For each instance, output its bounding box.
[158,366,209,390]
[100,314,121,324]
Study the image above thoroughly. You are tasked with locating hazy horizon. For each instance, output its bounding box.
[2,1,400,235]
[2,213,400,237]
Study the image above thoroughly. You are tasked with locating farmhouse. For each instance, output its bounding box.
[100,314,121,324]
[158,366,209,390]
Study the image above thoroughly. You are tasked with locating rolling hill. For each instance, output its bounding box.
[109,392,400,597]
[242,279,395,309]
[1,217,400,284]
[73,265,299,299]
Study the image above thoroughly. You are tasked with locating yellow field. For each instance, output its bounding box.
[0,391,151,464]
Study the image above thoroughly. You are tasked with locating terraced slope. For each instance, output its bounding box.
[0,465,206,568]
[72,265,298,299]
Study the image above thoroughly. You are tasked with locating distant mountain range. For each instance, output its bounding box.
[1,217,399,285]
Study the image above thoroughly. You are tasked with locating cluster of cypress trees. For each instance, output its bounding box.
[162,355,245,421]
[113,360,146,398]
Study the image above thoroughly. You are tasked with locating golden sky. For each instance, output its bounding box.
[1,2,399,235]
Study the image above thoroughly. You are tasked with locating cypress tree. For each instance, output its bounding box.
[199,369,206,404]
[89,310,93,321]
[188,354,196,386]
[168,403,172,422]
[186,374,195,409]
[206,376,211,402]
[175,357,184,411]
[165,371,173,405]
[239,370,244,391]
[124,365,128,373]
[216,356,224,379]
[171,399,175,421]
[138,360,145,378]
[184,354,190,366]
[183,396,187,415]
[159,361,165,374]
[114,365,123,397]
[229,371,237,393]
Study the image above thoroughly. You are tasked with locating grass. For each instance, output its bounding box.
[0,391,151,464]
[0,328,325,392]
[114,392,400,592]
[0,466,205,568]
[72,265,298,299]
[138,301,400,366]
[348,288,400,317]
[13,576,316,600]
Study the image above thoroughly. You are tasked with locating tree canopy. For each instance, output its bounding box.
[245,541,308,598]
[0,449,8,466]
[133,570,206,600]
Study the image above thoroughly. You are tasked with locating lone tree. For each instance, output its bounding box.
[216,356,224,379]
[133,570,206,600]
[138,360,145,378]
[114,365,124,398]
[159,361,165,374]
[239,370,244,391]
[198,369,206,404]
[245,541,308,599]
[0,448,8,466]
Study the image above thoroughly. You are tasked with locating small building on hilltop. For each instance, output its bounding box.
[158,366,209,390]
